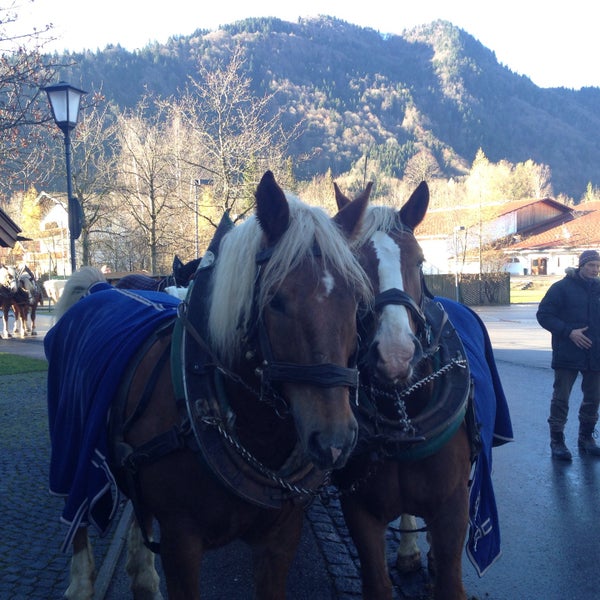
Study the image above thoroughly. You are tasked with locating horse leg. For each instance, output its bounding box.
[157,516,203,600]
[126,516,163,600]
[425,468,469,600]
[1,307,10,339]
[396,514,422,574]
[341,497,393,600]
[30,304,37,335]
[65,527,96,600]
[14,307,25,338]
[427,506,468,600]
[251,507,304,600]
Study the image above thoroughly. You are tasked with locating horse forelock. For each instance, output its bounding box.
[207,196,372,365]
[355,206,404,246]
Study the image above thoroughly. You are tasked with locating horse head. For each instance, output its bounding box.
[0,265,18,295]
[335,181,429,384]
[207,170,372,470]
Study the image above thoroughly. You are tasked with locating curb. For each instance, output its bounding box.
[96,502,133,599]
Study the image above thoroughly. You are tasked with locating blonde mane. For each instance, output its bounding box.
[207,194,372,365]
[353,205,403,247]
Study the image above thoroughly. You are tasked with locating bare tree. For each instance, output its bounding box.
[403,149,441,188]
[67,99,123,266]
[112,97,189,273]
[0,1,65,196]
[178,45,297,225]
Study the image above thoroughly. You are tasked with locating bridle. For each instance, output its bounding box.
[357,221,435,371]
[166,236,363,510]
[244,243,360,408]
[344,220,472,468]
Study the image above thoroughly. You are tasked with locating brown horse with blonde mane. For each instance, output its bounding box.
[332,181,474,600]
[46,171,373,600]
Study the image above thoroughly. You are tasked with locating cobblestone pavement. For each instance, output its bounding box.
[0,369,126,600]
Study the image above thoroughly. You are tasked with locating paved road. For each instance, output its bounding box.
[3,304,599,599]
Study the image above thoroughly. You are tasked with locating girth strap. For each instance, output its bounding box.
[115,424,193,554]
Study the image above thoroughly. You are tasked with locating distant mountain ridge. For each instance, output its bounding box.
[60,17,600,199]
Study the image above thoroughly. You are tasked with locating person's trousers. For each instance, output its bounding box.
[548,368,600,432]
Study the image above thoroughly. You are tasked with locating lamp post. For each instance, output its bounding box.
[193,179,200,258]
[453,225,465,302]
[193,177,213,258]
[43,81,86,273]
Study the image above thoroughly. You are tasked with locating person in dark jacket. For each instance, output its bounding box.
[537,249,600,460]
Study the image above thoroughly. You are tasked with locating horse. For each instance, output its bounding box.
[332,181,479,600]
[10,266,44,337]
[43,278,67,304]
[110,254,200,295]
[45,170,374,600]
[0,264,19,339]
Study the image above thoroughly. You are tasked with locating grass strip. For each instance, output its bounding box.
[0,353,48,375]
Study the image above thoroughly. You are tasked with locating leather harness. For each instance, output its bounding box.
[108,215,363,551]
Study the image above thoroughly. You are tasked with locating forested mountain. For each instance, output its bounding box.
[57,16,600,200]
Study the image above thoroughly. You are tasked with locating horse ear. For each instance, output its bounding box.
[333,182,351,210]
[255,171,290,245]
[333,181,373,238]
[399,181,429,230]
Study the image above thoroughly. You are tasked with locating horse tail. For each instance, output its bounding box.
[53,267,106,321]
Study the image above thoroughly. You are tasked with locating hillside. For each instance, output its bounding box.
[57,17,600,199]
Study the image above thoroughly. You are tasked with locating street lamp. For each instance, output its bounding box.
[453,225,465,302]
[193,178,213,258]
[43,81,87,273]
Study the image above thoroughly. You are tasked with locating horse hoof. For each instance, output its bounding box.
[396,551,422,574]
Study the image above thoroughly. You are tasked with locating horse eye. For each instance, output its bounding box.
[269,294,286,313]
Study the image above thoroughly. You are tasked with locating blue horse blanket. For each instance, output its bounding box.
[45,284,180,552]
[435,297,513,576]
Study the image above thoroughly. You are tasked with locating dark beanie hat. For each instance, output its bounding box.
[579,250,600,267]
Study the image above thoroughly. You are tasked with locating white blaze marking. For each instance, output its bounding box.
[320,269,335,299]
[371,231,411,331]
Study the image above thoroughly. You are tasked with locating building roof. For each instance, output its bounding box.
[416,197,571,238]
[0,207,22,248]
[509,209,600,250]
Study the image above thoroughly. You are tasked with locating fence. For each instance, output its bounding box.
[424,273,510,306]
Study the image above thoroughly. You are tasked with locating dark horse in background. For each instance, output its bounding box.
[113,257,197,297]
[45,171,373,600]
[0,264,44,338]
[13,265,44,336]
[332,182,512,600]
[0,264,18,339]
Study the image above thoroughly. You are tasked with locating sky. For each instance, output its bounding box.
[15,0,599,89]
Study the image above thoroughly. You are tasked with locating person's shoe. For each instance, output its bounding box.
[550,431,572,461]
[578,435,600,456]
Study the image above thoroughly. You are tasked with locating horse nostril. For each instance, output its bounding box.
[330,446,342,464]
[368,341,381,367]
